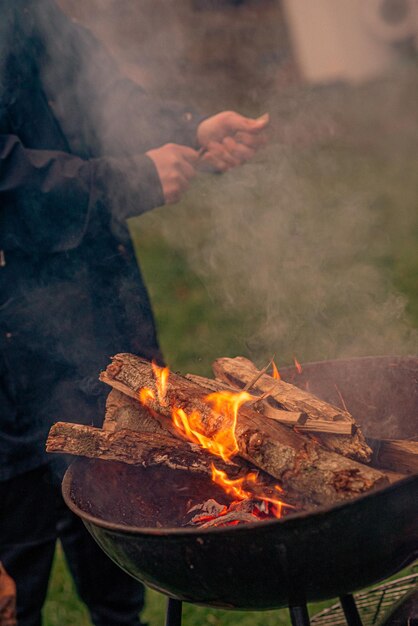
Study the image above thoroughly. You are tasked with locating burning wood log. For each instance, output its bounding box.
[47,422,241,477]
[99,353,388,506]
[47,422,303,507]
[368,438,418,475]
[103,389,180,439]
[187,373,354,434]
[103,388,408,483]
[212,356,372,462]
[186,373,308,426]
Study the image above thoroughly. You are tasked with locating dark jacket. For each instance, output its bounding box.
[0,0,203,480]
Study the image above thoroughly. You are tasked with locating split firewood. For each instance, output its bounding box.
[212,356,371,462]
[187,373,353,434]
[99,353,388,507]
[47,422,241,477]
[186,373,307,426]
[46,421,304,506]
[368,438,418,475]
[104,389,180,439]
[382,470,409,484]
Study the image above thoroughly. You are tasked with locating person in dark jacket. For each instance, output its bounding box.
[0,1,268,624]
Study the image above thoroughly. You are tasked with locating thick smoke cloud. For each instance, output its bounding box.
[47,2,418,366]
[151,73,418,364]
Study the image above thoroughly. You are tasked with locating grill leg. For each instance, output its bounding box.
[165,598,183,626]
[289,604,311,626]
[339,594,363,626]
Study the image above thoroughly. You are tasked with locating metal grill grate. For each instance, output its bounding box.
[311,571,418,625]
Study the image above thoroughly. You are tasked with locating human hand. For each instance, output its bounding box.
[197,111,269,172]
[146,143,199,204]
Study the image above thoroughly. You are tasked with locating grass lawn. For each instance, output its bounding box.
[44,543,295,625]
[44,544,417,626]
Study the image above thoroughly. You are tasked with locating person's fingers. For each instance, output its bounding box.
[146,143,199,204]
[165,173,190,204]
[225,112,270,135]
[205,141,240,167]
[234,130,268,149]
[197,112,270,147]
[199,152,230,173]
[166,189,182,204]
[177,159,196,181]
[174,145,200,164]
[222,136,255,163]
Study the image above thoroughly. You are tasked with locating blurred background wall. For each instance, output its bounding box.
[56,0,295,108]
[57,0,418,104]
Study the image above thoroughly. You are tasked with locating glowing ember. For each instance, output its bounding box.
[211,466,292,521]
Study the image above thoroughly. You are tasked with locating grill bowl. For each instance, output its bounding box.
[62,356,418,610]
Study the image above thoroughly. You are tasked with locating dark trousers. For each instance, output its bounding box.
[0,464,145,626]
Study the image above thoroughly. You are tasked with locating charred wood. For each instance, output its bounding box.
[188,498,294,528]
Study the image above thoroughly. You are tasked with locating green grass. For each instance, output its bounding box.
[43,546,417,625]
[44,544,293,625]
[44,545,91,626]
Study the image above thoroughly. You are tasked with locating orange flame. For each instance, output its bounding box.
[211,465,257,500]
[152,361,169,405]
[139,367,250,462]
[138,363,294,521]
[294,356,302,374]
[211,466,292,519]
[139,387,155,405]
[172,390,251,462]
[271,360,281,380]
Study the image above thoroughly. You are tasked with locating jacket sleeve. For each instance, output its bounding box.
[0,135,164,254]
[35,0,206,158]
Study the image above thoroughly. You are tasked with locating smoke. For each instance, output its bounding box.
[21,0,418,371]
[148,73,418,365]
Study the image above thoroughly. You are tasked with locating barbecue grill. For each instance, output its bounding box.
[62,356,418,626]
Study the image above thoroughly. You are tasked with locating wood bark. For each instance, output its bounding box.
[99,353,388,506]
[186,373,307,426]
[383,469,409,484]
[368,438,418,475]
[212,356,372,462]
[46,421,301,505]
[104,389,180,439]
[187,373,353,434]
[47,422,242,477]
